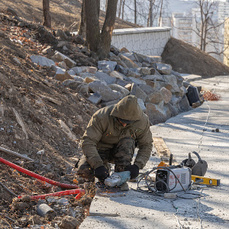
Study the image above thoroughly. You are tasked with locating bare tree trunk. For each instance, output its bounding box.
[134,0,137,24]
[79,0,86,38]
[122,0,125,20]
[147,0,154,27]
[85,0,100,52]
[118,0,123,18]
[43,0,51,28]
[203,17,209,52]
[199,0,204,50]
[98,0,118,59]
[159,0,163,26]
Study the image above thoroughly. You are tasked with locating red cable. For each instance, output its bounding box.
[18,189,85,200]
[0,157,78,189]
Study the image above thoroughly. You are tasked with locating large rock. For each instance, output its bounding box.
[115,64,129,75]
[52,51,76,68]
[118,54,139,68]
[137,98,146,112]
[143,74,163,81]
[146,102,168,125]
[161,37,229,77]
[30,55,55,67]
[121,52,138,62]
[55,67,73,81]
[84,77,95,84]
[139,67,155,76]
[128,77,146,85]
[156,63,172,75]
[110,56,129,69]
[109,71,125,80]
[55,72,73,82]
[62,79,82,90]
[130,84,147,102]
[95,71,116,84]
[79,72,95,79]
[138,84,155,95]
[88,81,122,102]
[134,53,162,64]
[160,87,172,104]
[71,66,92,75]
[108,84,130,97]
[147,89,163,104]
[76,83,89,96]
[163,75,180,93]
[166,103,179,117]
[177,95,192,112]
[87,92,102,105]
[127,69,141,78]
[98,60,117,73]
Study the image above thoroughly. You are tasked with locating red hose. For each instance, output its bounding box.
[18,189,85,200]
[0,157,78,189]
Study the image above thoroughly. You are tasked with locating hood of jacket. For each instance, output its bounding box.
[110,95,143,121]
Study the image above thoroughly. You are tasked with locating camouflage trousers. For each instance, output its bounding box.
[76,137,135,181]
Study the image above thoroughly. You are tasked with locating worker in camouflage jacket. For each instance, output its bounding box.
[77,95,153,183]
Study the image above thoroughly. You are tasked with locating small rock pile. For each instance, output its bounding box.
[31,47,192,125]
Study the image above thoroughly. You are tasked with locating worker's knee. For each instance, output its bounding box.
[114,137,136,172]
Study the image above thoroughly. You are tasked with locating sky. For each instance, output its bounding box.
[167,0,196,14]
[100,0,226,26]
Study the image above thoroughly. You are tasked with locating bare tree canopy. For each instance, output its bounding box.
[116,0,167,27]
[193,0,227,60]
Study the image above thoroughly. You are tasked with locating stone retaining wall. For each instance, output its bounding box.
[112,27,171,56]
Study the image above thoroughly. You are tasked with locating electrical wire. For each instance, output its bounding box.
[197,100,211,154]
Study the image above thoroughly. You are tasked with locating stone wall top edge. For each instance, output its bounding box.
[113,27,172,35]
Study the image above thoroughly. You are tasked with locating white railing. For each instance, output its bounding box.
[112,27,171,56]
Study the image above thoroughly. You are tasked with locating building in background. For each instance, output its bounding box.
[171,13,193,44]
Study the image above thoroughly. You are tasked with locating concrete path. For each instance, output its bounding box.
[80,75,229,229]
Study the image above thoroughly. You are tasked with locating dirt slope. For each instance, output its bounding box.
[0,0,139,31]
[161,37,229,78]
[0,14,98,228]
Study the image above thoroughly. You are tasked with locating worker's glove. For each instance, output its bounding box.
[94,166,109,182]
[125,164,139,179]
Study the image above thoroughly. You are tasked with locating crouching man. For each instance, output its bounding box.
[76,95,153,187]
